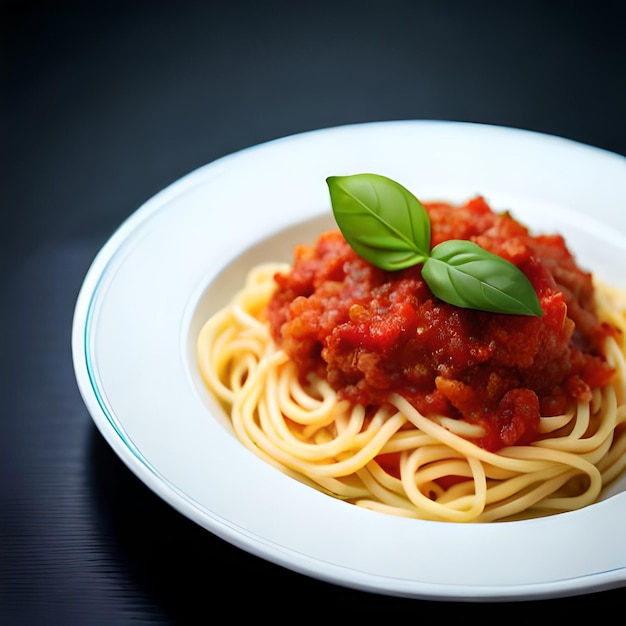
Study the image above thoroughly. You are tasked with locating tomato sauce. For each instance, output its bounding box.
[266,197,618,451]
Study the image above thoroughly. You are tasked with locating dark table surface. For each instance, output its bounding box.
[2,1,626,622]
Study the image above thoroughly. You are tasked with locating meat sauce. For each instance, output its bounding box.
[266,197,618,451]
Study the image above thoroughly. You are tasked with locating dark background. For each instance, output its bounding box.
[2,0,625,622]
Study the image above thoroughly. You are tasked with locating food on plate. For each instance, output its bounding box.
[197,173,626,522]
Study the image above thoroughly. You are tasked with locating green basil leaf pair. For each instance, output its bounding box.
[326,173,543,317]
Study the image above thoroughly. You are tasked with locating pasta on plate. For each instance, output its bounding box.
[197,193,626,523]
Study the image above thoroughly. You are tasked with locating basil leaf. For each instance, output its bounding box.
[422,240,544,316]
[326,173,431,270]
[326,172,544,317]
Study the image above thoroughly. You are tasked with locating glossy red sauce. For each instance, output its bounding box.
[266,197,618,451]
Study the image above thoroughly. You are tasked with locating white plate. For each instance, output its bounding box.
[72,120,626,601]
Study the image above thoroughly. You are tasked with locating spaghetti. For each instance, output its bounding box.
[197,197,626,523]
